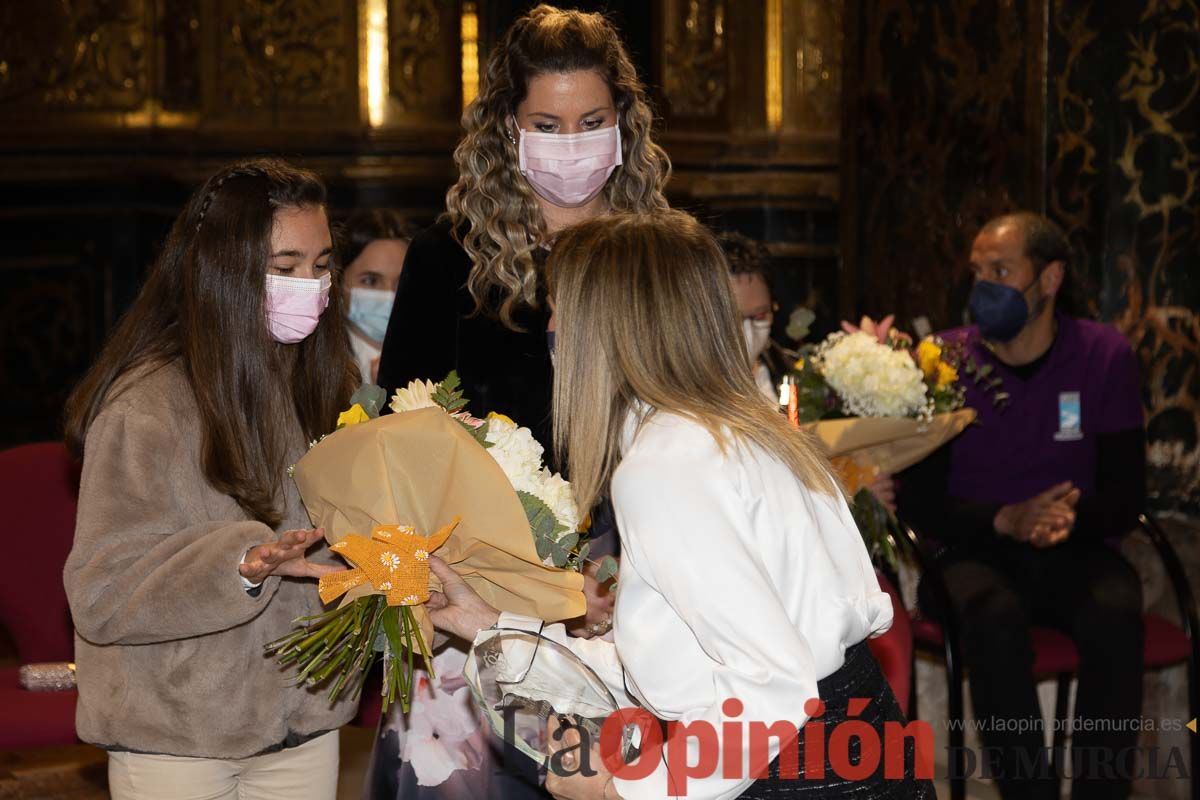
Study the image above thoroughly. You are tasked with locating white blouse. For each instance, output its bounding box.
[498,409,892,800]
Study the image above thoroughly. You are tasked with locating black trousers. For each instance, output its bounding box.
[921,538,1144,800]
[739,642,935,798]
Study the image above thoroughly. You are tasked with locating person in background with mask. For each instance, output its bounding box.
[898,212,1145,800]
[719,231,900,511]
[718,231,785,401]
[62,159,358,800]
[370,6,668,798]
[340,209,416,384]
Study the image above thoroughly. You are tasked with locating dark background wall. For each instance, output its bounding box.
[0,0,843,447]
[1048,1,1199,514]
[0,0,1195,514]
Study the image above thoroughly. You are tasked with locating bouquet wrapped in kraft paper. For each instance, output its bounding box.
[802,410,976,570]
[779,316,987,567]
[805,409,976,476]
[281,406,585,711]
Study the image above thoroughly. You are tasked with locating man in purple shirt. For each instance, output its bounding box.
[899,212,1145,800]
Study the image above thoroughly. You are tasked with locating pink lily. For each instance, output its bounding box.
[841,315,896,344]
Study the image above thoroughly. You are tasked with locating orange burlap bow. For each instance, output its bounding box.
[830,455,878,495]
[318,517,460,607]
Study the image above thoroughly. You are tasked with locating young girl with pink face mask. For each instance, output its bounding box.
[371,5,670,799]
[63,159,358,800]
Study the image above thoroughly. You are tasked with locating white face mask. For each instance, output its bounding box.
[743,317,772,361]
[347,287,396,343]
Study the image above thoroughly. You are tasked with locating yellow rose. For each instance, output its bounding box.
[793,358,806,371]
[936,362,959,388]
[336,403,371,429]
[915,339,942,380]
[487,411,516,426]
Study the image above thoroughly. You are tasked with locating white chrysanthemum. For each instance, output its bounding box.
[531,470,581,533]
[817,331,931,419]
[389,379,440,413]
[483,414,546,493]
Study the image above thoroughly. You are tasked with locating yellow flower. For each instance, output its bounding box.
[337,403,370,429]
[915,339,942,380]
[936,362,959,388]
[487,411,516,426]
[793,358,806,371]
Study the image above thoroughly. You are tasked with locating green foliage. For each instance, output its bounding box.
[787,348,841,422]
[433,371,494,447]
[463,419,492,448]
[930,383,966,415]
[433,371,470,413]
[266,595,433,715]
[515,491,605,575]
[594,555,619,585]
[350,384,387,419]
[519,490,572,566]
[961,355,1008,409]
[850,488,899,573]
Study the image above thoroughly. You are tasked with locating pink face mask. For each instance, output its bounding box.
[264,272,331,344]
[517,123,623,207]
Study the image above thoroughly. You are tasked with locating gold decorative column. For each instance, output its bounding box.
[657,0,844,331]
[658,0,842,203]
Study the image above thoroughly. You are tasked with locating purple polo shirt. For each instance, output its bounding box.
[940,313,1143,506]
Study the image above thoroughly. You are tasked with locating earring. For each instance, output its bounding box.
[506,129,517,146]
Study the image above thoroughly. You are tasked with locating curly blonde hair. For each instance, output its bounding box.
[446,4,671,327]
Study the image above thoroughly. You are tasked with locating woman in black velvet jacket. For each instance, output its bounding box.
[378,220,557,448]
[377,6,671,456]
[368,6,671,799]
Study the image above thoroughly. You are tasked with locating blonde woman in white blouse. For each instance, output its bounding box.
[426,210,933,800]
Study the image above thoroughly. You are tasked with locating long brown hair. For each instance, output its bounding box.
[548,210,839,514]
[65,158,357,527]
[339,208,419,266]
[446,3,670,327]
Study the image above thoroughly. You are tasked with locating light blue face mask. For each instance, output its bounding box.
[347,287,396,343]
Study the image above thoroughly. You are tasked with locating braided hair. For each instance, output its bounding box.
[66,158,358,526]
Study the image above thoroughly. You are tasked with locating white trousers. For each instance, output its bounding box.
[107,730,339,800]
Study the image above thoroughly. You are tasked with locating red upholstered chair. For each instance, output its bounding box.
[899,514,1199,800]
[0,442,80,748]
[867,571,913,718]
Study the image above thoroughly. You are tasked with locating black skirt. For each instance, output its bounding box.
[738,642,935,798]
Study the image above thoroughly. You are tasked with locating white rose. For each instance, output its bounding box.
[531,470,581,533]
[484,414,545,493]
